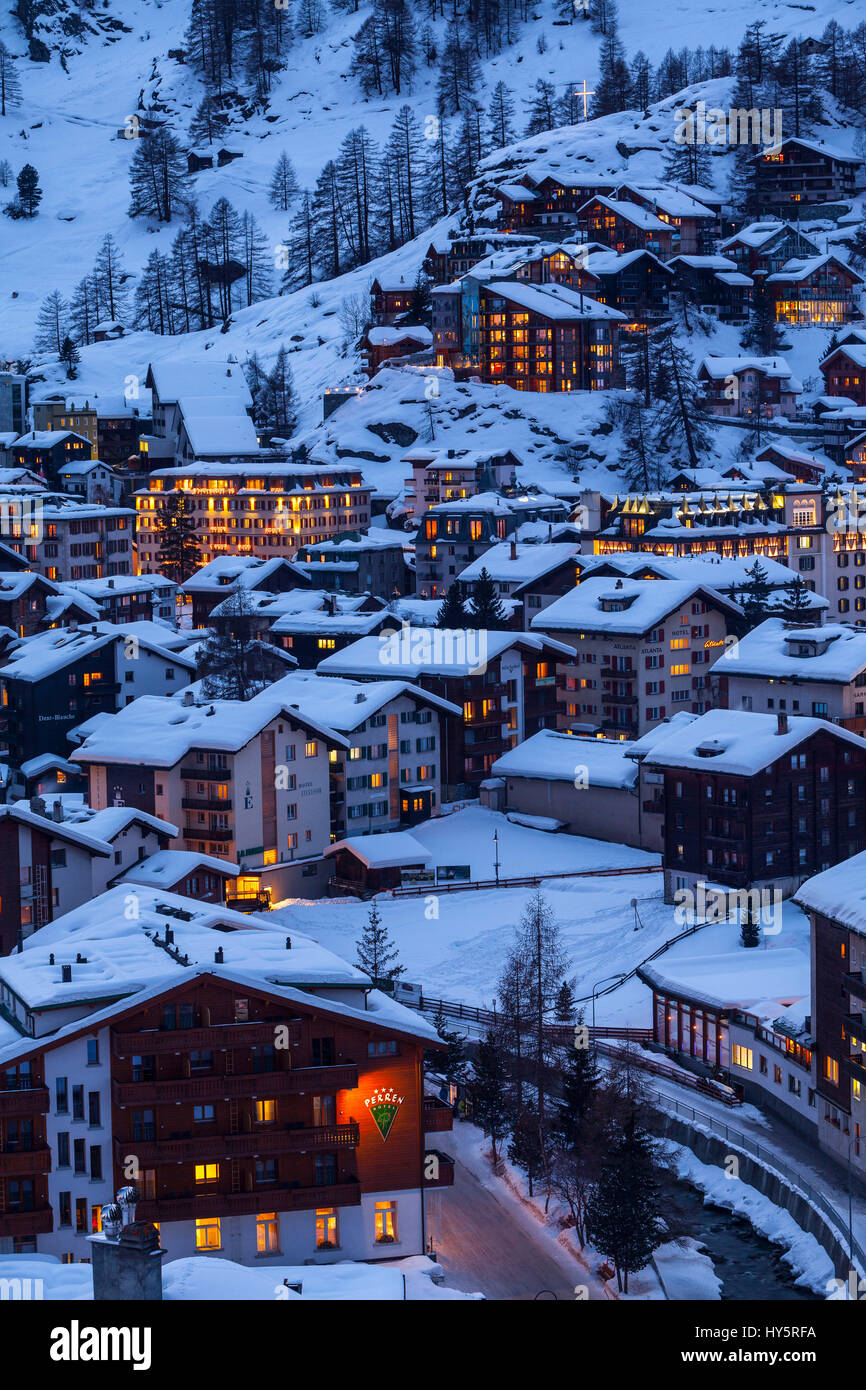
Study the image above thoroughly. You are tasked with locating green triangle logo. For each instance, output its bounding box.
[366,1088,404,1141]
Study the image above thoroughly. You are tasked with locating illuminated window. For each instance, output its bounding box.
[375,1199,398,1244]
[670,638,689,650]
[731,1044,753,1070]
[256,1212,280,1254]
[196,1217,221,1250]
[670,664,690,677]
[305,741,318,758]
[254,1100,275,1125]
[316,1207,338,1249]
[824,1056,839,1085]
[195,1162,220,1185]
[317,638,336,649]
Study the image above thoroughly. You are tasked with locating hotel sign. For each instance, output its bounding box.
[365,1087,404,1141]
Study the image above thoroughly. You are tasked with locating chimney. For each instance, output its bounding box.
[214,946,224,964]
[286,936,292,950]
[182,690,194,707]
[164,925,173,944]
[52,799,63,822]
[776,712,789,735]
[510,539,517,561]
[61,964,72,983]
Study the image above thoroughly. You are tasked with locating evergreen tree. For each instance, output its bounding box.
[736,559,772,631]
[663,137,714,188]
[487,80,516,149]
[128,126,187,223]
[470,1031,510,1161]
[0,41,22,116]
[59,335,80,380]
[311,161,343,279]
[507,1103,544,1197]
[470,566,507,628]
[16,162,41,216]
[431,1008,468,1086]
[651,330,711,468]
[260,345,298,436]
[355,900,405,982]
[524,78,557,136]
[783,573,813,619]
[585,1110,664,1292]
[198,588,285,700]
[740,899,761,949]
[591,22,631,116]
[629,50,653,110]
[154,492,202,583]
[553,1014,601,1151]
[282,190,315,290]
[33,290,69,355]
[740,280,785,357]
[92,233,130,324]
[516,887,571,1141]
[269,151,299,211]
[437,582,468,627]
[408,267,432,326]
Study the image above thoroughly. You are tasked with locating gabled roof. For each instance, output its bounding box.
[640,707,866,777]
[531,577,742,635]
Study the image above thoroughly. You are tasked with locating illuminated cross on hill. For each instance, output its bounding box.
[574,79,595,118]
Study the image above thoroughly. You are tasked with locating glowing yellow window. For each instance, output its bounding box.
[374,1200,398,1244]
[370,772,384,789]
[670,638,689,650]
[731,1045,753,1070]
[317,638,336,649]
[670,664,690,676]
[195,1217,221,1250]
[316,1207,338,1249]
[195,1162,220,1185]
[824,1056,839,1084]
[304,741,318,758]
[262,849,277,866]
[256,1212,279,1254]
[255,1099,276,1125]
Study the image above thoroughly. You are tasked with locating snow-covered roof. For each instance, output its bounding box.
[365,325,432,347]
[641,707,866,777]
[766,254,863,285]
[719,220,805,251]
[19,752,82,778]
[484,280,626,322]
[532,576,741,635]
[700,354,799,385]
[456,540,580,587]
[318,628,574,679]
[0,621,193,683]
[72,689,349,767]
[263,670,462,728]
[180,555,296,593]
[116,849,241,887]
[324,831,432,869]
[493,729,638,789]
[66,574,175,599]
[583,248,672,277]
[579,196,671,231]
[13,430,91,449]
[794,853,866,931]
[710,618,866,684]
[145,360,253,407]
[639,935,809,1013]
[613,183,717,218]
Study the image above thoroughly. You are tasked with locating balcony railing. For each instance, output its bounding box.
[0,1207,53,1236]
[0,1146,52,1176]
[423,1097,454,1133]
[424,1150,455,1188]
[136,1178,362,1223]
[183,826,233,843]
[112,1020,299,1056]
[112,1063,358,1107]
[180,766,232,782]
[182,797,233,812]
[113,1122,361,1166]
[0,1087,50,1116]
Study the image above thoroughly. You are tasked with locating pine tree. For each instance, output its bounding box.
[516,887,571,1140]
[740,899,761,949]
[198,589,285,700]
[431,1008,468,1086]
[282,190,315,291]
[736,559,772,631]
[0,41,22,116]
[128,127,187,223]
[437,581,468,628]
[524,78,557,136]
[486,80,515,149]
[651,330,711,468]
[154,492,202,584]
[783,573,813,619]
[470,1030,510,1161]
[553,1015,601,1151]
[59,335,80,380]
[592,22,631,116]
[662,137,714,188]
[92,233,130,324]
[470,567,507,628]
[16,163,41,216]
[355,900,405,982]
[740,280,785,358]
[507,1103,544,1197]
[585,1109,664,1292]
[260,345,298,436]
[269,151,299,211]
[33,290,69,355]
[629,50,653,110]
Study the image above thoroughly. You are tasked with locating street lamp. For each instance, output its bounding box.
[591,971,627,1030]
[493,828,500,886]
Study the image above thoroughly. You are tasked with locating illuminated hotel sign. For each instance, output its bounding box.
[704,639,725,649]
[366,1087,404,1141]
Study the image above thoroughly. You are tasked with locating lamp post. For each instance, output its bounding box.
[591,972,627,1030]
[493,828,500,886]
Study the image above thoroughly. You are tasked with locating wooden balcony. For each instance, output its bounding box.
[0,1147,52,1176]
[423,1097,454,1133]
[136,1179,362,1223]
[113,1123,360,1165]
[112,1063,358,1107]
[112,1021,301,1056]
[180,766,232,782]
[0,1207,53,1236]
[424,1150,455,1188]
[0,1087,50,1117]
[183,826,233,843]
[182,797,233,812]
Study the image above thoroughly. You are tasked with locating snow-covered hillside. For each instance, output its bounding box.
[0,0,852,353]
